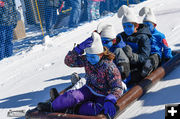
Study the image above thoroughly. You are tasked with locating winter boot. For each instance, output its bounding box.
[71,72,80,85]
[50,88,59,102]
[37,102,53,112]
[141,59,154,77]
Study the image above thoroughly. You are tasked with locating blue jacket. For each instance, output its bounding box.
[150,28,172,59]
[116,24,152,64]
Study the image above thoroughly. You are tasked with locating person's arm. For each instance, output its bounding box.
[64,50,86,67]
[107,63,123,99]
[0,1,4,7]
[123,34,151,64]
[65,37,93,67]
[103,63,123,118]
[161,38,173,60]
[138,34,151,63]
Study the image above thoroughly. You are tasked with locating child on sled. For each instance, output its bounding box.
[139,7,173,77]
[37,32,124,118]
[116,5,152,85]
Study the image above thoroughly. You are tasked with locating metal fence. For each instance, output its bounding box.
[0,0,145,60]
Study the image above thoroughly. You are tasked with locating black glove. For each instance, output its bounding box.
[123,45,139,64]
[123,45,133,58]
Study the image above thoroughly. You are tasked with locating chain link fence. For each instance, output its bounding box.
[0,0,145,60]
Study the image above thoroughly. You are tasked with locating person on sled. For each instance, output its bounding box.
[96,22,130,80]
[139,7,173,77]
[37,32,124,118]
[116,5,152,85]
[70,22,128,91]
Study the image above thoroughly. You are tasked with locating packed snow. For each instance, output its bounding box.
[0,0,180,118]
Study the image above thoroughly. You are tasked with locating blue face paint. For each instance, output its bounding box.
[101,37,113,49]
[86,53,100,65]
[123,22,135,36]
[143,21,154,33]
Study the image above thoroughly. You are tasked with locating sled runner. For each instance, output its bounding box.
[25,51,180,119]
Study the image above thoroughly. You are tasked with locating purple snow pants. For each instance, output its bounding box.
[52,85,105,115]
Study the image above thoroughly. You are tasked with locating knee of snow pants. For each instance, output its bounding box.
[52,85,93,111]
[113,48,130,64]
[113,48,130,79]
[150,54,160,70]
[78,101,104,116]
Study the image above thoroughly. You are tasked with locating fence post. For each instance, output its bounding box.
[34,0,45,38]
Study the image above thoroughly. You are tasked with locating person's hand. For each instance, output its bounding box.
[104,101,116,118]
[123,45,133,58]
[79,37,93,49]
[74,37,93,55]
[0,1,5,7]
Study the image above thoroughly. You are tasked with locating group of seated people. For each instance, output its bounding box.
[37,5,173,118]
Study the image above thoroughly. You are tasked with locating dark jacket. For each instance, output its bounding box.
[0,0,18,28]
[64,50,123,99]
[116,24,152,65]
[45,0,61,8]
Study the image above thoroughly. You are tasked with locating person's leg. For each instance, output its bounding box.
[113,48,130,79]
[51,7,58,29]
[0,26,6,60]
[78,96,104,115]
[141,54,160,77]
[4,25,13,57]
[87,0,93,21]
[45,6,52,34]
[93,2,100,20]
[69,0,81,27]
[52,85,93,112]
[150,54,160,69]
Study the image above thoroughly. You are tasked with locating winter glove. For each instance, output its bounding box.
[123,45,139,64]
[104,94,117,118]
[74,37,93,55]
[104,101,116,118]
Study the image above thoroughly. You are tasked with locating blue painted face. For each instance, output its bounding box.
[101,37,113,49]
[123,22,135,36]
[143,21,155,33]
[86,53,100,65]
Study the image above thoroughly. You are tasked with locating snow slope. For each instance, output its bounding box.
[0,0,180,118]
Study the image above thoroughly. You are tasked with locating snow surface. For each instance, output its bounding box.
[1,0,180,118]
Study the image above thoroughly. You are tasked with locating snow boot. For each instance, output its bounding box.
[37,102,53,112]
[71,72,80,85]
[141,59,154,77]
[50,88,59,102]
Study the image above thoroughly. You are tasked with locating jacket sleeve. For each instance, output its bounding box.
[107,63,123,99]
[161,38,173,59]
[137,34,151,64]
[64,49,86,67]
